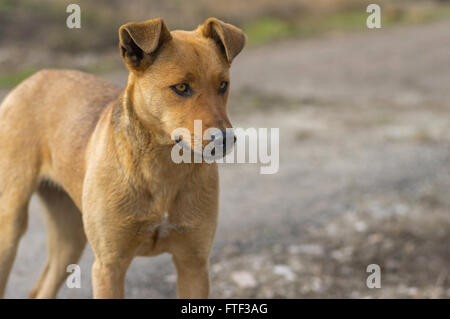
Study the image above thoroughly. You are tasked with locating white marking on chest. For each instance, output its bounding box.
[154,213,178,239]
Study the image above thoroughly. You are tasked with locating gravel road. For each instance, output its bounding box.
[3,20,450,298]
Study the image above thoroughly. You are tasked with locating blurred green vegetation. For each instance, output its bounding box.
[2,0,449,53]
[243,4,450,46]
[243,17,293,45]
[0,0,123,52]
[0,68,37,88]
[1,0,450,89]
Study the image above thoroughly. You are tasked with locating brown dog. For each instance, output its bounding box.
[0,17,246,298]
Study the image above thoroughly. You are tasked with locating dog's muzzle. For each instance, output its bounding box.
[210,129,236,157]
[174,129,236,160]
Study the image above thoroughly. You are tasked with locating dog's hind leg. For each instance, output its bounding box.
[0,199,31,298]
[29,184,86,299]
[0,169,38,298]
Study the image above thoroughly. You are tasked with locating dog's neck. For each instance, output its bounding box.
[111,77,196,189]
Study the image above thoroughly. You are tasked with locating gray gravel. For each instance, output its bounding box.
[3,20,450,298]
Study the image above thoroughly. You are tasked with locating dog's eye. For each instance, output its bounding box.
[170,83,192,97]
[219,81,228,94]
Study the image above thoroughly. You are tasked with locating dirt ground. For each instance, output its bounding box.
[2,20,450,298]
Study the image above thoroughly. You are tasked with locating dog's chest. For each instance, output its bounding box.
[149,212,179,238]
[138,190,202,242]
[138,188,187,236]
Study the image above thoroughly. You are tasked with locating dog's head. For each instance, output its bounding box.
[118,17,246,157]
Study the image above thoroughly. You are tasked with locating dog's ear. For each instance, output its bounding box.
[119,18,172,70]
[202,18,247,64]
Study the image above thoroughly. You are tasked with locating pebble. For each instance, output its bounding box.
[273,265,297,281]
[288,244,324,255]
[231,271,257,288]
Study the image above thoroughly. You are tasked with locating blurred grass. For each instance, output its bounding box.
[243,17,293,45]
[0,69,37,88]
[243,4,450,46]
[2,1,450,89]
[0,0,122,53]
[0,0,13,13]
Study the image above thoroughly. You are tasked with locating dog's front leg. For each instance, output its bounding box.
[82,207,139,299]
[87,226,137,298]
[169,226,217,299]
[91,258,132,299]
[172,253,210,299]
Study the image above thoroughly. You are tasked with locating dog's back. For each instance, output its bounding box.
[0,69,121,200]
[0,69,120,142]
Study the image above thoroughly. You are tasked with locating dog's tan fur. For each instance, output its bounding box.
[0,18,246,298]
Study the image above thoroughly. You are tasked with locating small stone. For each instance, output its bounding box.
[231,271,257,288]
[355,221,368,232]
[331,247,353,262]
[368,233,383,244]
[394,203,409,215]
[164,274,177,283]
[212,264,223,273]
[223,288,233,298]
[288,244,324,255]
[273,265,296,281]
[407,287,418,296]
[310,276,323,292]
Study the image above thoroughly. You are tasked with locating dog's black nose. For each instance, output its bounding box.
[222,130,236,144]
[210,129,235,157]
[211,130,235,144]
